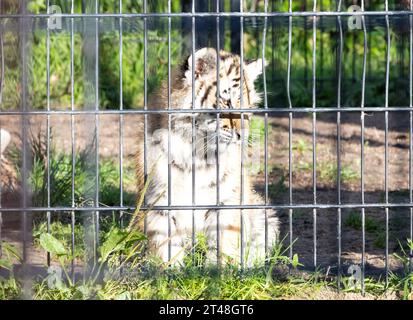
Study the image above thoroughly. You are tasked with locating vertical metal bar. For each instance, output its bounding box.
[0,13,2,255]
[312,0,317,271]
[336,0,343,291]
[94,0,100,255]
[368,31,372,81]
[82,0,100,272]
[143,0,148,235]
[20,0,28,268]
[360,0,367,295]
[319,0,323,93]
[409,0,413,275]
[384,0,390,288]
[215,0,221,264]
[270,0,275,84]
[19,0,31,298]
[287,0,293,263]
[46,0,51,267]
[304,0,308,88]
[191,0,196,252]
[119,0,124,227]
[239,0,245,269]
[0,9,3,254]
[167,0,172,262]
[262,0,269,256]
[352,32,356,83]
[70,0,76,281]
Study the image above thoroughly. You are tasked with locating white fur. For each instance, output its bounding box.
[143,49,279,267]
[0,129,10,155]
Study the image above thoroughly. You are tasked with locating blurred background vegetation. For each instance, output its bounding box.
[0,0,412,112]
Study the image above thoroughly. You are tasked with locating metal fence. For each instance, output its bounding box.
[0,0,413,295]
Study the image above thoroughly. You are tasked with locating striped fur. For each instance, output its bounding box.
[135,48,279,266]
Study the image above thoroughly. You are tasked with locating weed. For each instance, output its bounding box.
[3,238,413,299]
[319,162,359,185]
[344,211,386,249]
[32,221,85,260]
[0,241,22,300]
[374,232,386,250]
[390,239,413,299]
[268,174,287,199]
[7,130,136,209]
[344,211,381,233]
[292,139,310,154]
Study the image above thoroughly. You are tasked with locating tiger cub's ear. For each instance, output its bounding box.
[184,47,218,80]
[244,58,268,84]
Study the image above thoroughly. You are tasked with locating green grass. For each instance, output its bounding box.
[1,0,408,111]
[294,159,360,185]
[344,211,385,249]
[7,131,138,263]
[7,131,136,209]
[2,245,413,300]
[1,228,413,299]
[30,266,328,300]
[268,174,287,200]
[344,211,381,233]
[292,139,310,154]
[292,141,360,186]
[0,278,21,300]
[32,221,85,260]
[373,232,386,250]
[318,162,360,185]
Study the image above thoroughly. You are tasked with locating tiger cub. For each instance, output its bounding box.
[135,47,279,266]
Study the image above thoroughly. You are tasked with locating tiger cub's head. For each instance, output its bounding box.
[179,47,265,156]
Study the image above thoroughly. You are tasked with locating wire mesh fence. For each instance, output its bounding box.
[0,0,412,296]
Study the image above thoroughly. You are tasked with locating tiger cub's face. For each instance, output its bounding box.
[181,48,265,158]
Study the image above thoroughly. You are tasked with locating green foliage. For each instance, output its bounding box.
[0,242,21,271]
[268,173,287,200]
[344,211,385,249]
[318,162,360,185]
[249,116,266,145]
[33,221,85,260]
[0,241,22,299]
[34,224,146,298]
[373,232,386,250]
[39,233,68,257]
[292,139,310,154]
[32,231,308,300]
[8,133,136,208]
[344,211,381,233]
[390,239,413,300]
[3,235,413,299]
[4,0,409,112]
[183,233,209,269]
[100,226,145,263]
[0,277,21,300]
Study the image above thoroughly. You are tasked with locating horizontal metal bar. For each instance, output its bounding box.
[2,106,413,116]
[0,11,412,19]
[2,202,413,212]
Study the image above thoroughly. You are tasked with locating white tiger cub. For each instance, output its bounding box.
[135,47,279,266]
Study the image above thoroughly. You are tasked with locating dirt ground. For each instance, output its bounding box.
[1,111,412,285]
